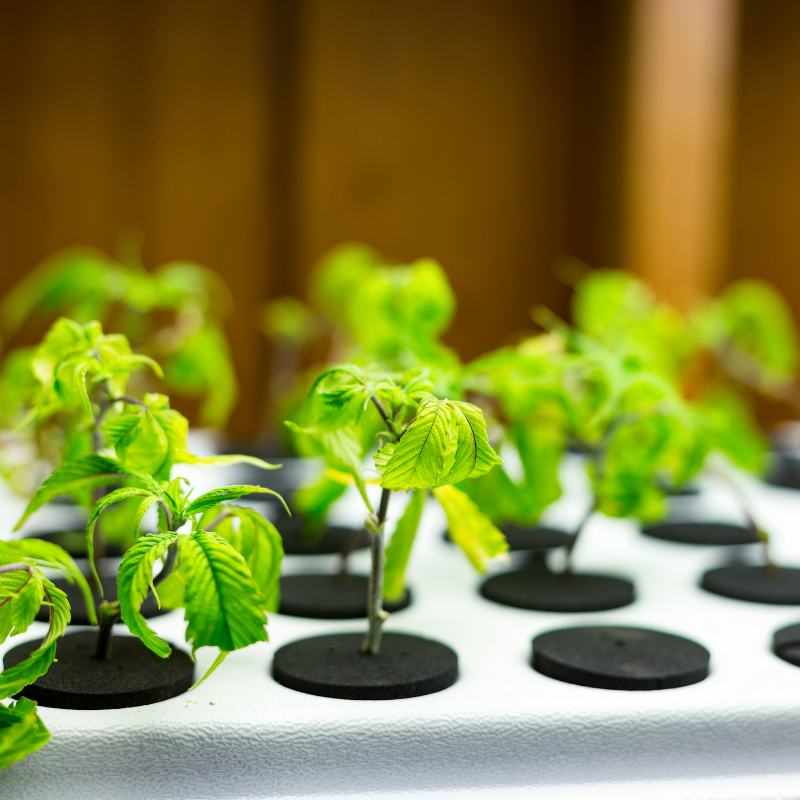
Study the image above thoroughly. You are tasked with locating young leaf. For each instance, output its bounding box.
[185,486,288,517]
[0,698,50,770]
[212,507,284,612]
[15,454,158,530]
[85,486,154,588]
[375,398,501,491]
[0,540,96,627]
[433,484,508,571]
[0,579,70,699]
[0,571,44,645]
[178,531,269,656]
[383,489,425,602]
[176,452,281,471]
[117,532,179,658]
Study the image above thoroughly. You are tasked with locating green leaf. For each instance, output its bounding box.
[433,484,508,571]
[0,644,57,700]
[285,421,372,511]
[117,532,179,658]
[293,472,349,529]
[0,580,69,699]
[375,398,501,491]
[178,531,269,654]
[212,507,284,612]
[383,489,425,602]
[133,495,160,540]
[185,486,288,517]
[0,540,96,627]
[86,487,154,589]
[0,698,50,769]
[0,572,44,645]
[15,454,158,530]
[176,452,281,471]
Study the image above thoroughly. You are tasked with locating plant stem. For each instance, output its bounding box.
[94,600,121,660]
[362,488,391,655]
[370,395,398,438]
[563,504,595,572]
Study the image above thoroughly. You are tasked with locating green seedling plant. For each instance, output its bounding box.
[0,540,96,769]
[17,461,285,673]
[458,335,567,528]
[9,316,272,564]
[9,317,286,674]
[265,244,463,546]
[567,268,776,556]
[0,246,239,496]
[289,364,505,653]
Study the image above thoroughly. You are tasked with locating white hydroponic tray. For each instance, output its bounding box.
[3,455,800,800]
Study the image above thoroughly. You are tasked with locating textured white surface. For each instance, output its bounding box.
[2,456,800,799]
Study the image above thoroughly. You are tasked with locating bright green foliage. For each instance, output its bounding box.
[178,531,270,656]
[102,394,187,481]
[571,269,693,382]
[0,247,239,428]
[293,472,349,534]
[14,454,158,530]
[21,317,161,428]
[383,489,425,601]
[117,532,179,658]
[262,296,318,345]
[297,363,507,571]
[694,279,799,393]
[0,560,72,698]
[0,698,50,770]
[433,485,508,571]
[459,341,567,525]
[0,539,96,626]
[210,507,284,612]
[374,397,501,491]
[79,468,285,674]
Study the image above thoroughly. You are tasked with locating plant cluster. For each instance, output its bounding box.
[0,246,238,496]
[0,317,285,768]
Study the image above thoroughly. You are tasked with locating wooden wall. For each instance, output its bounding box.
[10,1,800,435]
[0,0,630,436]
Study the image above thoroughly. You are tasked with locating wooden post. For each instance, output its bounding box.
[625,0,739,309]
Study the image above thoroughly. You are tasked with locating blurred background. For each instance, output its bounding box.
[0,0,795,438]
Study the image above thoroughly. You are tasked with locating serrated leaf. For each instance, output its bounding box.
[0,572,44,645]
[0,580,69,699]
[0,698,50,769]
[0,540,96,626]
[117,532,179,658]
[185,486,288,517]
[375,398,501,491]
[133,495,159,540]
[15,454,159,530]
[178,531,269,654]
[212,508,284,612]
[383,489,425,602]
[433,484,508,571]
[0,644,57,700]
[86,487,154,589]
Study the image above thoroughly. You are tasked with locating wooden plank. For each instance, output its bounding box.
[293,0,580,360]
[729,0,800,311]
[0,0,273,436]
[625,0,739,309]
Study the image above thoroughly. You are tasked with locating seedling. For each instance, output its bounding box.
[273,364,503,697]
[4,317,287,706]
[0,246,239,495]
[264,245,460,453]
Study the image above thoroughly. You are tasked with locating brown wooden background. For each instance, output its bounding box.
[0,0,796,436]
